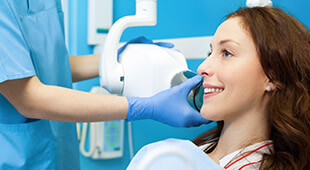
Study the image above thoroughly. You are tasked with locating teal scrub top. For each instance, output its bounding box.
[0,0,79,169]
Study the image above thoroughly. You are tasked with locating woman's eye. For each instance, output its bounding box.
[222,50,232,58]
[207,51,212,57]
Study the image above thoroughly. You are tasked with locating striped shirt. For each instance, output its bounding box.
[200,140,273,170]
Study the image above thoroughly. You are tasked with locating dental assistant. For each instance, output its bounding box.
[0,1,208,169]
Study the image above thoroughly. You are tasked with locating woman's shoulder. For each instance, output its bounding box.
[220,140,274,169]
[199,139,273,169]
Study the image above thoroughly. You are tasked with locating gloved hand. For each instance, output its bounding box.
[126,75,210,127]
[117,36,174,61]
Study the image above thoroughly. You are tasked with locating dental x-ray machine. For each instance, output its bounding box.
[79,0,198,160]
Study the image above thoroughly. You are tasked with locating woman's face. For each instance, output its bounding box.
[198,17,268,121]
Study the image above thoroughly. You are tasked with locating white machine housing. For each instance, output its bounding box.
[119,44,187,97]
[99,0,188,96]
[100,0,158,94]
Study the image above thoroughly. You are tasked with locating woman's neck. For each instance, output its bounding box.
[208,109,269,164]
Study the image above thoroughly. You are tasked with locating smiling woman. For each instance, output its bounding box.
[127,6,309,170]
[194,7,310,170]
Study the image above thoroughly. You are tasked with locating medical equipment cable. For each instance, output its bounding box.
[76,123,81,140]
[80,123,97,157]
[128,122,134,159]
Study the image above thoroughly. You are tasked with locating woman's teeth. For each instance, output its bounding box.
[204,88,223,93]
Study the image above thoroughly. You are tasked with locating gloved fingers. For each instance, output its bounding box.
[132,37,175,48]
[118,36,175,61]
[177,75,203,93]
[118,36,153,56]
[187,113,211,127]
[154,42,175,48]
[130,36,153,44]
[166,110,210,127]
[118,44,128,56]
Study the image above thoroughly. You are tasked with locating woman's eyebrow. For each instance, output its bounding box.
[219,39,240,46]
[210,39,240,49]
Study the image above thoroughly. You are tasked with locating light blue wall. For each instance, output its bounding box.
[67,0,310,169]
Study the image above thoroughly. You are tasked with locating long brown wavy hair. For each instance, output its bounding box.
[193,7,310,169]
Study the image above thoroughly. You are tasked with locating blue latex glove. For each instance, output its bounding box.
[127,75,210,127]
[117,36,174,61]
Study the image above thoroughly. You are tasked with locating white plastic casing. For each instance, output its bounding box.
[88,0,113,45]
[100,0,157,94]
[119,44,188,97]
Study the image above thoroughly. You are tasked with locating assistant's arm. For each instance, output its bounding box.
[69,54,100,82]
[0,76,128,122]
[0,73,208,126]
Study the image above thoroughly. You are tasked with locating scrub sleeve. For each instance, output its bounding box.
[0,0,79,169]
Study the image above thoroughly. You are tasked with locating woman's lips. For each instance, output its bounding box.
[203,91,222,99]
[203,84,225,99]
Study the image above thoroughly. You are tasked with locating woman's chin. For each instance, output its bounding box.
[200,106,224,121]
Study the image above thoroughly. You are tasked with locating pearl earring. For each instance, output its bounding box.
[266,86,271,92]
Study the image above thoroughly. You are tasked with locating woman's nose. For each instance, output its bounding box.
[197,57,214,78]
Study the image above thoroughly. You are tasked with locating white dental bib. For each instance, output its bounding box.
[127,138,224,170]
